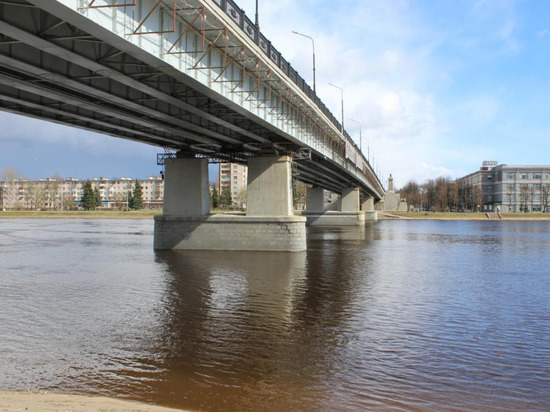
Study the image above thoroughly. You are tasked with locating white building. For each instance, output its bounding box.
[0,176,164,210]
[218,163,248,208]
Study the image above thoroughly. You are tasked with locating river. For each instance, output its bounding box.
[0,218,549,411]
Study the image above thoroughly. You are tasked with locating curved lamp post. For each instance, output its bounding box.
[292,30,316,94]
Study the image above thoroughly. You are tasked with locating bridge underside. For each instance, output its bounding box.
[0,0,382,199]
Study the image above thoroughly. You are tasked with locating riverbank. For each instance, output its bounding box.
[0,210,161,219]
[2,210,549,221]
[0,391,186,411]
[379,211,550,220]
[0,209,243,219]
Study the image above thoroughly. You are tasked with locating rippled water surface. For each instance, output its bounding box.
[1,218,549,411]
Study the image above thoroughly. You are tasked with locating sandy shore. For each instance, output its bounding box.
[0,391,187,412]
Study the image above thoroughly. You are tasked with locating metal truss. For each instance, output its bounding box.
[0,0,384,197]
[82,0,351,164]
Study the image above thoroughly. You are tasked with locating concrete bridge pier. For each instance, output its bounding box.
[362,196,379,222]
[154,154,306,251]
[304,186,365,226]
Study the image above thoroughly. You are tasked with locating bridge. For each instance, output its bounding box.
[0,0,385,251]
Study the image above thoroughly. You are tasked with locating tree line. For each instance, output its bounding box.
[400,177,465,212]
[400,176,550,213]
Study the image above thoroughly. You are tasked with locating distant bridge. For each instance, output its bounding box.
[0,0,385,251]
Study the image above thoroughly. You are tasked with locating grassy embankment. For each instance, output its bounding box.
[3,210,549,220]
[0,208,242,219]
[0,210,162,219]
[381,211,550,220]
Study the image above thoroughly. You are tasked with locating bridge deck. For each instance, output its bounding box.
[0,0,384,199]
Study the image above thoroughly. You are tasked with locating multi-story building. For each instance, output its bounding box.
[218,163,248,208]
[0,176,164,210]
[457,161,550,213]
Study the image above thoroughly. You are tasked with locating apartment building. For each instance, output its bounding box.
[456,161,550,213]
[218,163,248,208]
[1,176,164,210]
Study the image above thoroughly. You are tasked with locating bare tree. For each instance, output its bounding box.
[519,184,529,212]
[400,180,420,211]
[34,185,47,210]
[50,173,62,210]
[448,181,459,211]
[23,181,37,210]
[435,177,451,212]
[236,189,247,210]
[473,186,483,212]
[542,184,550,213]
[506,190,514,213]
[529,185,535,213]
[423,179,436,211]
[1,167,20,209]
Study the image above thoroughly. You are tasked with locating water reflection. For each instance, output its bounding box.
[150,244,372,411]
[1,219,549,411]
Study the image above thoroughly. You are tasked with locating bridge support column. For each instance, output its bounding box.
[304,186,365,226]
[154,154,306,252]
[305,186,325,213]
[362,196,378,222]
[246,155,293,217]
[162,157,210,217]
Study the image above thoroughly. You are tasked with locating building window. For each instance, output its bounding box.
[534,184,541,190]
[534,174,542,179]
[507,184,514,191]
[507,173,515,179]
[521,174,528,179]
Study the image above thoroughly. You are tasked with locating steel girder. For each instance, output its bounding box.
[0,0,384,199]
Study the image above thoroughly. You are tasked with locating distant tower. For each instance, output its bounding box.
[387,174,394,192]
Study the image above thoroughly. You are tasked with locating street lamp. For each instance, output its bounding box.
[292,30,316,94]
[350,118,368,158]
[328,83,344,133]
[255,0,260,31]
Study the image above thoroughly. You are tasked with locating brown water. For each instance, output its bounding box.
[0,219,549,411]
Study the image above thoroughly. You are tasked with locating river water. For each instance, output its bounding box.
[0,218,549,411]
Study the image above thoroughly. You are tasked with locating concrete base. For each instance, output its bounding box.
[154,214,306,252]
[304,211,365,226]
[364,211,379,222]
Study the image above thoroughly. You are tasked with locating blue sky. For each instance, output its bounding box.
[1,0,549,188]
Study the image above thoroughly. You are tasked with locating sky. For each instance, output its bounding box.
[1,0,550,188]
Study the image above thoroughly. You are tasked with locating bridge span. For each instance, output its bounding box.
[0,0,385,251]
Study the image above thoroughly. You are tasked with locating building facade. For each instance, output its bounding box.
[457,161,550,213]
[0,176,164,210]
[218,163,248,208]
